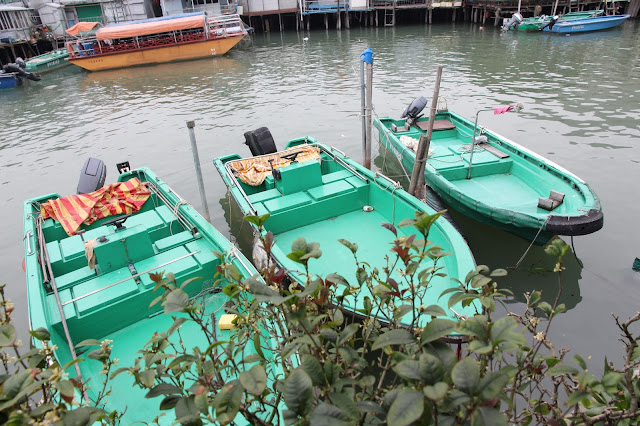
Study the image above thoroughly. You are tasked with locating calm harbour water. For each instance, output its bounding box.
[2,21,639,370]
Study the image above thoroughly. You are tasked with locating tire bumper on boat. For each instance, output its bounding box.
[546,209,604,236]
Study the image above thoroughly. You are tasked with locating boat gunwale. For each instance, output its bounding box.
[374,112,603,234]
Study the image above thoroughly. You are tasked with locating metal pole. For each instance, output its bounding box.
[360,48,374,170]
[186,121,212,223]
[408,65,443,198]
[360,59,366,167]
[466,108,493,179]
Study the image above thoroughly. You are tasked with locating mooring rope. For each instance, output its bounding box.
[512,216,551,271]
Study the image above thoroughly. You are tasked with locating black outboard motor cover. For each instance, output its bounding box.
[244,127,278,156]
[401,96,428,119]
[77,157,107,194]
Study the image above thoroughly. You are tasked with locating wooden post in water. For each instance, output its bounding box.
[408,65,443,199]
[186,121,212,223]
[360,48,374,170]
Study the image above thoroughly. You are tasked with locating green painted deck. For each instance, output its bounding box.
[24,168,271,425]
[275,209,465,323]
[214,140,479,327]
[78,294,258,424]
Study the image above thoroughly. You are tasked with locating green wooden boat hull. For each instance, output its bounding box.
[25,48,70,73]
[374,111,603,245]
[214,138,479,329]
[24,167,280,424]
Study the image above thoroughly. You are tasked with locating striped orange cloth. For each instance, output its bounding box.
[41,178,151,236]
[229,145,321,186]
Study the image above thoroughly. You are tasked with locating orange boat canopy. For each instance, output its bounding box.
[96,13,206,41]
[66,21,99,36]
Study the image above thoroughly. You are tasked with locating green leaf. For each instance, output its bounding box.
[547,364,579,376]
[75,338,101,348]
[478,371,510,400]
[338,239,358,254]
[167,317,189,336]
[239,364,267,396]
[337,323,360,345]
[393,360,422,381]
[572,354,587,370]
[451,358,480,395]
[490,268,508,277]
[243,213,270,228]
[387,388,424,426]
[284,368,313,416]
[566,390,589,407]
[528,291,541,307]
[145,382,182,399]
[422,305,447,317]
[28,327,50,342]
[329,391,360,420]
[419,353,445,384]
[212,382,243,425]
[394,304,414,320]
[57,379,75,397]
[0,324,17,346]
[490,316,521,346]
[163,288,189,314]
[372,329,415,351]
[175,395,199,424]
[424,382,448,401]
[301,355,325,386]
[139,370,155,388]
[420,318,458,345]
[310,403,350,426]
[159,394,181,410]
[537,301,553,317]
[472,406,508,426]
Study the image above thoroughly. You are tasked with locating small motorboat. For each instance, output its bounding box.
[214,129,479,330]
[375,99,603,244]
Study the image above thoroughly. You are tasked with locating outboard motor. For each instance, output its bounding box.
[501,13,523,31]
[77,157,107,194]
[401,96,428,120]
[3,57,41,82]
[244,127,278,156]
[546,15,560,30]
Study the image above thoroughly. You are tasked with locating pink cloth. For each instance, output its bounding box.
[494,105,515,115]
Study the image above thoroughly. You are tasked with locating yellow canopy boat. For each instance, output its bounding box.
[66,12,247,71]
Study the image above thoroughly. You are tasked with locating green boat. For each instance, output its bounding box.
[24,165,280,423]
[516,10,604,31]
[214,131,479,328]
[25,48,70,73]
[374,101,603,245]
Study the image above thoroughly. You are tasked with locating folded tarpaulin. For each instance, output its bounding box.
[41,178,151,236]
[228,145,321,186]
[66,22,100,36]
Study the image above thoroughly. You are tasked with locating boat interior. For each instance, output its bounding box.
[28,170,226,344]
[219,139,475,323]
[379,112,586,215]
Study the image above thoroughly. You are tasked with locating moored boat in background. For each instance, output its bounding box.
[0,71,22,89]
[66,12,247,71]
[25,48,70,73]
[542,13,630,33]
[375,99,603,245]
